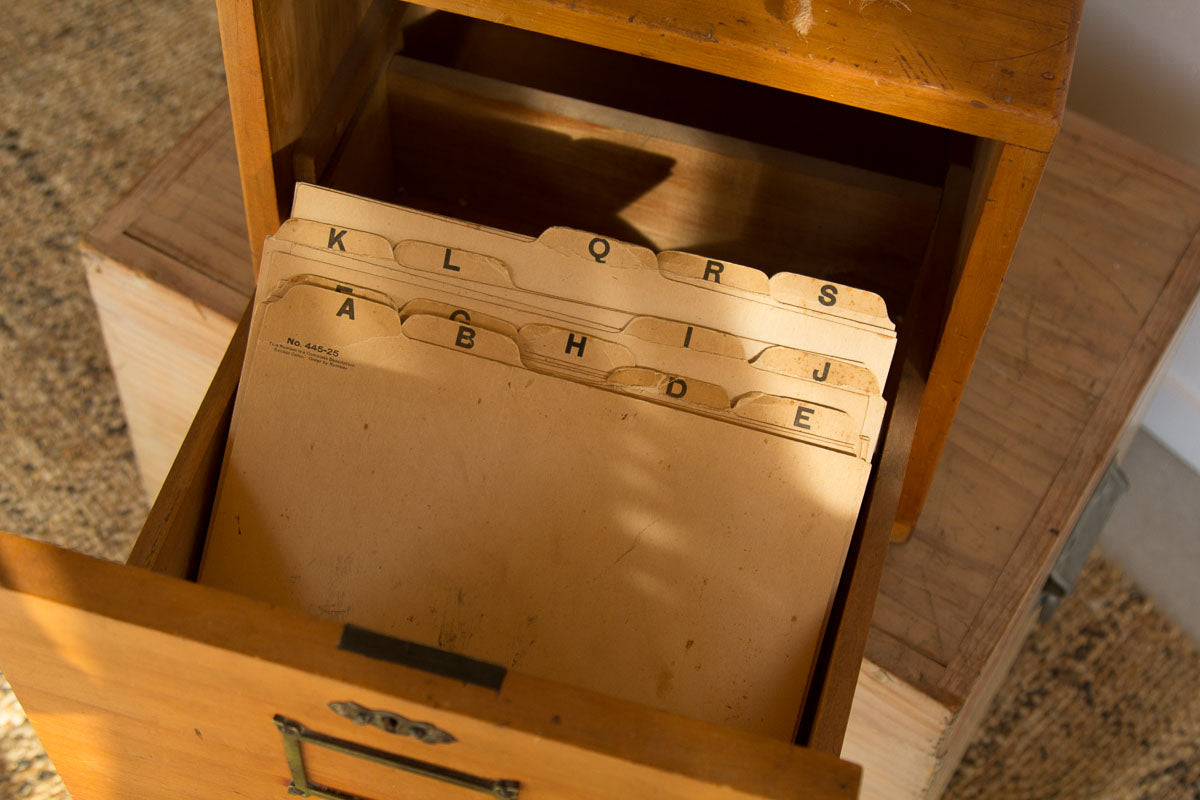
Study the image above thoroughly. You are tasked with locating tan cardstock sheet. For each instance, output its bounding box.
[200,278,871,739]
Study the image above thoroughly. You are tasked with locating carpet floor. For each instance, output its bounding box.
[944,552,1200,800]
[0,1,225,797]
[1,2,1198,799]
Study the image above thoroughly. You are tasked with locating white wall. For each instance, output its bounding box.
[1142,303,1200,472]
[1066,0,1200,473]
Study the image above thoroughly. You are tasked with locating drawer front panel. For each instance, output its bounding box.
[0,532,859,799]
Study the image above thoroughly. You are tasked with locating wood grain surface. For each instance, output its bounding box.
[0,531,860,799]
[411,0,1082,149]
[126,307,249,577]
[82,102,252,499]
[216,0,375,268]
[871,114,1200,707]
[894,142,1049,538]
[292,0,408,185]
[381,57,938,310]
[82,251,240,500]
[83,102,251,321]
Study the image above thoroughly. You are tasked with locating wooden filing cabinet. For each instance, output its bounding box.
[0,1,1083,797]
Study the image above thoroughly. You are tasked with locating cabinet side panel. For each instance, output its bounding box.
[216,0,280,270]
[125,307,248,578]
[895,144,1049,536]
[216,0,375,268]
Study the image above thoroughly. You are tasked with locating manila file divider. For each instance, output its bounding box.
[265,211,892,453]
[287,183,897,384]
[280,211,887,399]
[274,190,894,460]
[251,240,885,458]
[198,273,874,741]
[222,230,882,522]
[269,203,893,453]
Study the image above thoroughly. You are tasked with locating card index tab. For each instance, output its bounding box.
[518,324,636,375]
[732,392,857,448]
[657,251,770,295]
[769,273,893,329]
[253,282,405,372]
[394,240,514,287]
[276,219,395,260]
[536,227,658,271]
[274,274,396,309]
[399,298,519,340]
[623,316,748,360]
[607,366,730,410]
[401,314,523,366]
[751,346,880,394]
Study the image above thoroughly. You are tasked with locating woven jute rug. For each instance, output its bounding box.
[944,551,1200,800]
[1,2,1199,799]
[0,0,225,797]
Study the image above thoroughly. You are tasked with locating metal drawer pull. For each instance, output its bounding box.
[274,715,521,799]
[329,700,457,744]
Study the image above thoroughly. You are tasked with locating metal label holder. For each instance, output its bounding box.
[274,715,521,799]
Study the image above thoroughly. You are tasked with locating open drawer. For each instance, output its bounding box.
[222,0,950,743]
[2,0,1081,795]
[0,37,926,800]
[1,300,879,797]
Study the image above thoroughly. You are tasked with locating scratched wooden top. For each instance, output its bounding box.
[868,113,1200,707]
[416,0,1083,150]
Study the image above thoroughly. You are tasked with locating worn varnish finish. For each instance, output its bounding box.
[216,0,376,268]
[83,102,250,321]
[869,114,1200,708]
[82,103,250,497]
[842,661,951,800]
[0,531,861,799]
[412,0,1081,149]
[894,142,1049,540]
[126,307,250,578]
[379,58,939,305]
[292,0,408,186]
[806,355,924,754]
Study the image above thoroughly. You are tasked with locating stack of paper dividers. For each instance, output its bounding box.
[198,183,896,740]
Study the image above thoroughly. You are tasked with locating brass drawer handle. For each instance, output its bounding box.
[329,700,457,744]
[274,715,521,799]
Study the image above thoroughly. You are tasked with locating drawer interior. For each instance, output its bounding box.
[292,8,971,328]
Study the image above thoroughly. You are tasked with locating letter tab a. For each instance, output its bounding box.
[273,275,395,308]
